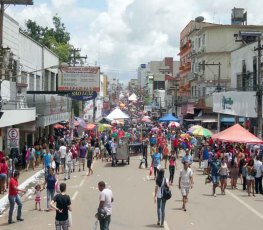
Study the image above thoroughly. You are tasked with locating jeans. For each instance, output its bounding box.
[8,195,22,221]
[99,215,111,230]
[255,176,263,194]
[47,189,55,209]
[243,176,247,191]
[64,162,72,179]
[157,198,166,225]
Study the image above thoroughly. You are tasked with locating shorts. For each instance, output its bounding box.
[246,175,255,181]
[181,187,190,196]
[94,147,100,154]
[212,175,220,184]
[60,158,65,166]
[203,160,208,169]
[79,158,85,164]
[0,174,7,180]
[87,160,92,168]
[35,196,41,203]
[220,175,228,180]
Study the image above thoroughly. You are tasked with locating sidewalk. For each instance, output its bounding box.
[0,166,45,214]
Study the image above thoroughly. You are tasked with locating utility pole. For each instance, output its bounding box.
[255,37,263,138]
[70,48,87,67]
[0,1,33,47]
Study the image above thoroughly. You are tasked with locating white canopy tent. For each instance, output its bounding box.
[128,93,137,101]
[106,108,130,121]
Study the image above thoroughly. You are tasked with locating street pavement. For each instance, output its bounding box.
[0,156,263,230]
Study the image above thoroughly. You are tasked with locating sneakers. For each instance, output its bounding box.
[8,220,15,224]
[17,218,24,221]
[213,193,217,197]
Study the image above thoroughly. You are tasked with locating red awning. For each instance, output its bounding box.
[212,124,263,144]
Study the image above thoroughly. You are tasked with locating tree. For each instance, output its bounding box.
[23,15,72,62]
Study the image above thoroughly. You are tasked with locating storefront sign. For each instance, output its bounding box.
[7,128,19,149]
[37,112,71,127]
[213,91,257,117]
[69,91,97,101]
[58,66,100,92]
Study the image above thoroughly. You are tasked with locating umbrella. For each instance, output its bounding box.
[159,114,180,122]
[141,117,152,123]
[151,127,159,132]
[180,133,190,139]
[142,115,150,119]
[98,124,112,132]
[86,123,96,130]
[111,120,124,125]
[168,122,180,128]
[188,125,202,132]
[54,124,64,129]
[192,127,212,137]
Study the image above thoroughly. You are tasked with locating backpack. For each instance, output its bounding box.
[162,178,172,200]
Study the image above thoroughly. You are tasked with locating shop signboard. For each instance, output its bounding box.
[7,128,19,149]
[213,91,257,118]
[58,66,100,92]
[69,91,97,101]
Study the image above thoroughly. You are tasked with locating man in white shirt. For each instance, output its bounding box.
[179,161,194,211]
[59,142,67,174]
[98,181,114,230]
[111,139,118,167]
[254,156,263,194]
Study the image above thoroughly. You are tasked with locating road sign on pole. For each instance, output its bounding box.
[7,128,19,148]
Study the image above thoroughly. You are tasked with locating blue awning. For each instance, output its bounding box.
[221,117,245,123]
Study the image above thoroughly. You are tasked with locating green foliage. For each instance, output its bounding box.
[24,14,72,62]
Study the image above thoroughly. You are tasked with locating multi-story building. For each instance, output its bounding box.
[0,14,72,153]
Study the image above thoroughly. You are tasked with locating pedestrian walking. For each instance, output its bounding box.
[179,161,193,211]
[230,161,239,189]
[210,155,220,197]
[8,170,26,224]
[87,146,94,176]
[26,145,36,171]
[218,158,228,195]
[59,142,67,174]
[64,147,73,180]
[0,157,8,194]
[34,184,44,211]
[154,169,169,227]
[50,183,72,230]
[152,147,162,179]
[54,148,61,174]
[97,181,114,230]
[43,168,57,211]
[111,139,117,167]
[168,150,176,185]
[79,141,87,171]
[254,156,263,194]
[246,159,256,196]
[163,143,169,169]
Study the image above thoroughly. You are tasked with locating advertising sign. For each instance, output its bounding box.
[69,91,97,101]
[213,91,257,118]
[7,128,19,149]
[58,66,100,92]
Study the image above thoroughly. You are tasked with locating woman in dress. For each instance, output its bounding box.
[246,159,256,196]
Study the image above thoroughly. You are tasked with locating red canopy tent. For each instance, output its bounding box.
[212,124,263,144]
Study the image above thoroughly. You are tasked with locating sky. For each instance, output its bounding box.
[5,0,263,83]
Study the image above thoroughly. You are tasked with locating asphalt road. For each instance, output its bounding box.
[0,156,263,230]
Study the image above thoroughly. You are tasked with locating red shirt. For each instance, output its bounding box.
[9,178,18,196]
[0,162,8,174]
[173,139,178,148]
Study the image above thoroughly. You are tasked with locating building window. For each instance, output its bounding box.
[36,75,41,91]
[51,72,55,91]
[44,70,49,91]
[29,73,34,90]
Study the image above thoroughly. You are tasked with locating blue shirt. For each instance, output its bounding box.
[203,148,209,160]
[46,174,56,190]
[181,154,193,164]
[150,137,157,145]
[210,160,220,176]
[152,152,161,167]
[43,153,51,167]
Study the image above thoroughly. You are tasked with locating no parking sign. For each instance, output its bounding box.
[7,128,19,149]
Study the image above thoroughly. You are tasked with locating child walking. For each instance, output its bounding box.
[35,184,44,211]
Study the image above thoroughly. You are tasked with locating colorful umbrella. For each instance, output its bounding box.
[192,127,212,137]
[188,125,202,132]
[180,133,190,139]
[98,124,112,132]
[54,124,64,129]
[168,122,180,128]
[86,123,96,130]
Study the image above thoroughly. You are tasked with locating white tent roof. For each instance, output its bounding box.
[106,108,130,121]
[128,93,137,101]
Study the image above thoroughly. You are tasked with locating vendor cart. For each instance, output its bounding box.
[116,139,130,165]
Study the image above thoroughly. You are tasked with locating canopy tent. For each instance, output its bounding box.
[106,108,130,121]
[128,93,138,101]
[159,114,180,122]
[212,124,263,144]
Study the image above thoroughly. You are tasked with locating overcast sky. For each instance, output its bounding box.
[5,0,263,83]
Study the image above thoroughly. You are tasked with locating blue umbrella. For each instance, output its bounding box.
[159,114,180,122]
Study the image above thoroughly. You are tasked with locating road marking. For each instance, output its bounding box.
[79,178,85,187]
[72,191,79,201]
[164,221,170,230]
[227,190,263,220]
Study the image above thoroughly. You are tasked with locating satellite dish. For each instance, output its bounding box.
[195,16,205,23]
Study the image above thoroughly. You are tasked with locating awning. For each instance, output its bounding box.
[221,117,245,123]
[201,119,218,123]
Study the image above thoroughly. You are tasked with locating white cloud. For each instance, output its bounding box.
[5,0,263,82]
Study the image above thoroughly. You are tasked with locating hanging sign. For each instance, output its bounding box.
[69,91,97,101]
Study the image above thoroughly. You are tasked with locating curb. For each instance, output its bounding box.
[0,169,44,215]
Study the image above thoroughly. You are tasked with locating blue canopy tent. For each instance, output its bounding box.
[158,114,180,122]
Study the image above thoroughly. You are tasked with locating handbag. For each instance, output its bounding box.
[162,178,172,200]
[96,208,107,221]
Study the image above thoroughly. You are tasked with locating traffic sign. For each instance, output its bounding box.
[7,128,19,149]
